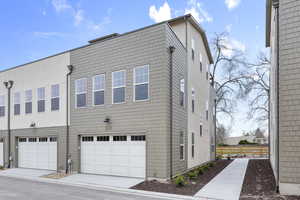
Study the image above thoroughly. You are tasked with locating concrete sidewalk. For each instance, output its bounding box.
[195,159,249,200]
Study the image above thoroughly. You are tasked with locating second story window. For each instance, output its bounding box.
[134,65,149,101]
[37,87,45,113]
[199,53,203,72]
[51,84,60,111]
[93,74,105,105]
[14,92,20,115]
[191,38,195,61]
[0,95,5,117]
[206,64,209,80]
[206,101,209,120]
[75,78,87,108]
[25,90,32,114]
[200,124,203,137]
[192,89,195,113]
[180,79,185,107]
[112,70,125,104]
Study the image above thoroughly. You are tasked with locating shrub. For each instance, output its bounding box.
[197,168,203,175]
[187,171,198,180]
[216,155,222,160]
[238,140,258,145]
[202,165,209,171]
[174,175,187,187]
[0,165,3,170]
[208,162,215,168]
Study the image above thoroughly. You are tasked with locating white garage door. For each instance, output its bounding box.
[81,135,146,178]
[0,139,3,167]
[18,137,57,170]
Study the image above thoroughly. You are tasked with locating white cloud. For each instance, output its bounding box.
[184,0,213,23]
[225,24,232,33]
[149,2,172,23]
[225,0,241,10]
[74,9,84,26]
[88,16,111,32]
[221,37,246,57]
[51,0,71,12]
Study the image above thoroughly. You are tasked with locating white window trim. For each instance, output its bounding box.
[180,132,185,161]
[92,74,105,106]
[191,132,195,159]
[112,70,126,104]
[51,84,60,111]
[133,65,149,102]
[180,79,185,107]
[25,90,32,115]
[75,78,87,108]
[14,92,21,116]
[0,95,5,117]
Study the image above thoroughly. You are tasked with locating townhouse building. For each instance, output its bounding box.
[266,0,300,195]
[0,14,215,180]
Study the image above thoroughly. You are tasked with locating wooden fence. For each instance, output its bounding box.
[216,145,269,158]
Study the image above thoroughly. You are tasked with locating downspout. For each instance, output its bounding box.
[214,98,217,160]
[273,0,280,193]
[169,46,175,179]
[66,65,73,173]
[3,80,13,168]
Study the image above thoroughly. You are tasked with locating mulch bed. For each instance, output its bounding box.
[132,159,232,196]
[240,159,300,200]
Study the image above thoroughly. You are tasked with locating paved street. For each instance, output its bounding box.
[0,176,183,200]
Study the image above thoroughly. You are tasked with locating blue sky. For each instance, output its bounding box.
[0,0,267,136]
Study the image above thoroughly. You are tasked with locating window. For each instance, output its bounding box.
[82,136,94,142]
[191,89,195,113]
[19,138,27,142]
[131,135,146,141]
[113,136,127,141]
[50,137,57,142]
[25,90,32,114]
[191,38,195,60]
[134,65,149,101]
[180,79,185,107]
[112,70,125,103]
[39,137,47,142]
[211,144,215,153]
[206,101,209,120]
[75,79,87,108]
[14,92,21,115]
[37,87,45,112]
[192,132,195,158]
[180,132,184,160]
[200,124,203,137]
[93,74,105,105]
[51,84,60,111]
[199,53,203,72]
[97,136,109,141]
[28,138,37,142]
[206,64,209,80]
[0,95,5,117]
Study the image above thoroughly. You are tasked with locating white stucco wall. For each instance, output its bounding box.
[0,52,70,130]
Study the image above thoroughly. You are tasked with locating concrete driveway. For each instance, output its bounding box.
[61,173,144,189]
[0,176,180,200]
[0,168,54,178]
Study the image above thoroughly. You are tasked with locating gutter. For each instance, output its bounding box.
[66,65,73,173]
[3,80,13,168]
[169,46,176,179]
[274,1,280,193]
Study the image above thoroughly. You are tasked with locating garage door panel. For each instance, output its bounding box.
[81,135,145,178]
[18,137,57,170]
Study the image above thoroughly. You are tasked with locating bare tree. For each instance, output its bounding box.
[210,32,251,120]
[216,124,228,144]
[247,52,270,122]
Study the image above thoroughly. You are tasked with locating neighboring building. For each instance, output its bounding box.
[0,14,215,180]
[266,0,300,195]
[223,135,267,145]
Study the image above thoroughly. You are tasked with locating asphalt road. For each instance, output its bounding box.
[0,176,172,200]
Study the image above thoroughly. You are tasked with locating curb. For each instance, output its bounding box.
[0,173,214,200]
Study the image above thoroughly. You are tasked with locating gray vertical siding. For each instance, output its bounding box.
[69,24,172,179]
[278,0,300,184]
